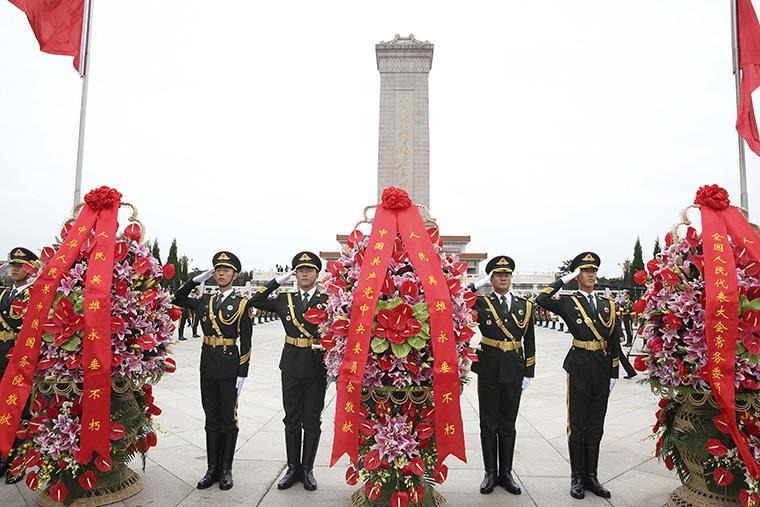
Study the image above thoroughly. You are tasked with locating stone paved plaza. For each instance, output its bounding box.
[2,322,680,507]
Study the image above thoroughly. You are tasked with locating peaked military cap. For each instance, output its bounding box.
[213,251,241,272]
[570,251,601,271]
[486,255,515,274]
[9,247,38,265]
[292,251,322,271]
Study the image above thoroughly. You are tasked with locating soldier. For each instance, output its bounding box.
[620,291,635,347]
[251,251,328,492]
[536,252,622,500]
[173,251,252,491]
[0,247,39,483]
[470,255,535,495]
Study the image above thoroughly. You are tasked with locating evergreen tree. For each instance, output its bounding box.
[621,259,632,287]
[151,240,161,265]
[166,239,179,293]
[653,237,662,258]
[631,237,645,276]
[179,255,189,282]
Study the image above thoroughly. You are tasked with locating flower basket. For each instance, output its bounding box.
[635,185,760,507]
[0,187,177,506]
[312,188,476,506]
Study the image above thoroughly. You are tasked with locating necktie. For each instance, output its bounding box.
[587,294,597,313]
[501,295,509,312]
[302,292,310,307]
[214,293,224,313]
[8,288,16,301]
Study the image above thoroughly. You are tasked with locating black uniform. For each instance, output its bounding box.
[173,251,252,491]
[0,247,37,483]
[536,251,622,499]
[250,251,327,491]
[619,298,635,346]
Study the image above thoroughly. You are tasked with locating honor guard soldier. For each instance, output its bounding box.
[0,247,38,483]
[173,251,252,491]
[469,255,535,495]
[619,291,635,347]
[536,252,623,500]
[251,251,328,492]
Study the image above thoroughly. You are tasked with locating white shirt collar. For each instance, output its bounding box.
[493,291,513,310]
[217,288,234,301]
[12,280,34,294]
[300,286,317,299]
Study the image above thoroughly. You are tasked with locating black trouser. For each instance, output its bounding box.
[282,373,327,436]
[567,375,609,475]
[623,317,634,345]
[201,376,238,433]
[477,376,521,474]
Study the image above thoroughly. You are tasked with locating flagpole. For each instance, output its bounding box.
[73,0,93,206]
[731,0,750,213]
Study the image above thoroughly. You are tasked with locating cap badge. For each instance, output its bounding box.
[582,254,595,262]
[497,258,509,265]
[218,252,230,260]
[299,253,312,261]
[13,249,25,257]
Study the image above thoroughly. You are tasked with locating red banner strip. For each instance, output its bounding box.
[79,204,118,462]
[0,208,97,456]
[331,206,397,466]
[396,207,466,464]
[701,206,760,481]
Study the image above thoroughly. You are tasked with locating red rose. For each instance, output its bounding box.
[663,314,682,331]
[162,264,175,280]
[694,184,730,210]
[633,299,647,314]
[634,270,648,285]
[49,482,67,503]
[381,187,412,209]
[78,470,97,491]
[84,186,122,210]
[713,467,734,486]
[706,438,728,457]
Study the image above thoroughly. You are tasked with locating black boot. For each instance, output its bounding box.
[0,457,8,477]
[583,441,611,498]
[219,431,238,490]
[568,440,585,499]
[197,432,220,489]
[301,431,320,491]
[277,430,302,490]
[479,434,498,494]
[497,435,521,494]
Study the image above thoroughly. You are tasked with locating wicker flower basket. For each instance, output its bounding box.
[349,485,446,507]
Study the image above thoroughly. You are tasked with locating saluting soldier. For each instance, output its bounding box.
[251,251,328,492]
[0,247,38,483]
[536,252,622,500]
[470,255,535,495]
[173,251,252,491]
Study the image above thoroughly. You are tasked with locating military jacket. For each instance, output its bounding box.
[536,279,622,382]
[250,279,328,378]
[470,290,536,383]
[174,280,252,380]
[0,286,30,376]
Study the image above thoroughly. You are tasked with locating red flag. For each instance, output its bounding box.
[9,0,85,72]
[736,0,760,155]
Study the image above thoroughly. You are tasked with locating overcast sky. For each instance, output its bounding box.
[1,0,758,277]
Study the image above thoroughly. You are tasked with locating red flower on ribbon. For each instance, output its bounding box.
[694,184,730,210]
[44,297,84,346]
[374,304,421,344]
[84,186,122,210]
[381,187,412,209]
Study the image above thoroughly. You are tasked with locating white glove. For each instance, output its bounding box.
[609,378,616,394]
[193,269,215,284]
[521,377,531,391]
[561,268,582,284]
[275,269,295,285]
[236,376,246,396]
[473,275,491,290]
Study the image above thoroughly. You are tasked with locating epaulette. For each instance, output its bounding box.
[257,286,267,293]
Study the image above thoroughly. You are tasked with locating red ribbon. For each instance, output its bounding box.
[0,190,119,463]
[700,204,760,481]
[330,193,466,467]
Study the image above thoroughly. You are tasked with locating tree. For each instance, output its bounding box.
[652,237,662,258]
[151,240,161,265]
[621,259,633,287]
[631,237,645,276]
[166,239,179,293]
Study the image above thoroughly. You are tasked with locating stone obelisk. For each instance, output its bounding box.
[376,34,433,209]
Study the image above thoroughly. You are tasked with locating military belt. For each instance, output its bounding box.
[572,339,606,351]
[285,336,316,348]
[0,331,17,342]
[203,336,236,347]
[480,336,521,352]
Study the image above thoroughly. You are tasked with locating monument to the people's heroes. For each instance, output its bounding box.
[322,34,486,272]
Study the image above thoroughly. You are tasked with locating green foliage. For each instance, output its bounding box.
[632,237,645,274]
[653,237,662,258]
[151,240,161,265]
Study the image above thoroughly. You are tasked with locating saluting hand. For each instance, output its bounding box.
[561,268,582,284]
[193,269,215,283]
[275,269,295,285]
[472,275,491,290]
